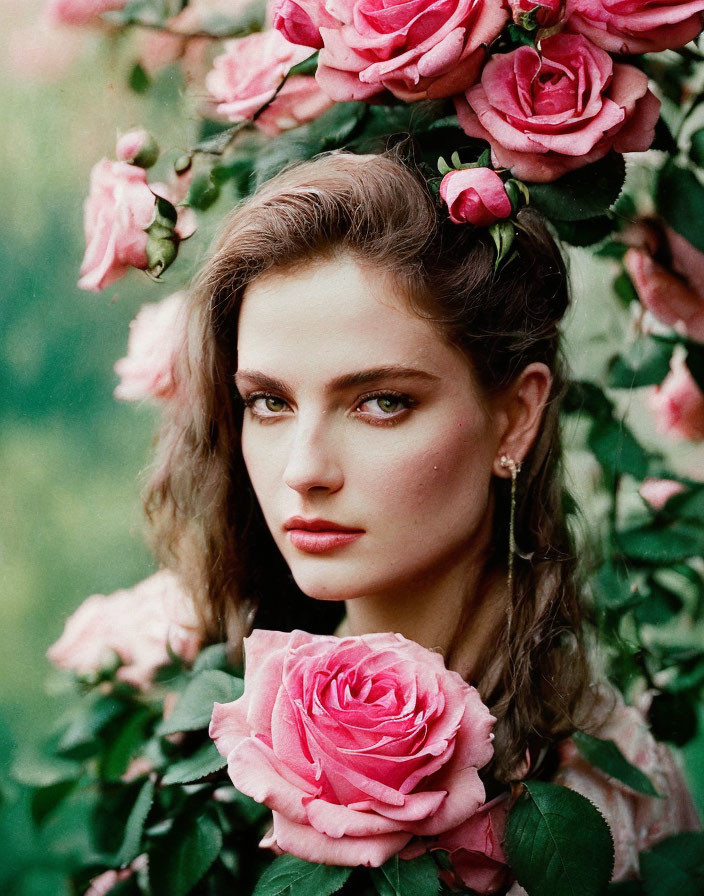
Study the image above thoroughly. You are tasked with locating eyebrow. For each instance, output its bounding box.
[234,366,440,394]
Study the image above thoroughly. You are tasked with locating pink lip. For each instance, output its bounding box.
[284,518,364,554]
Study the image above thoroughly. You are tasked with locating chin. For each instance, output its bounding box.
[288,563,373,603]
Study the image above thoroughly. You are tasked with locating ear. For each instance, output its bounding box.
[491,362,552,478]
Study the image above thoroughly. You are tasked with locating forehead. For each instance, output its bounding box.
[237,254,460,377]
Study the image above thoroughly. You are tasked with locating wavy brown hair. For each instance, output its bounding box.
[145,149,591,781]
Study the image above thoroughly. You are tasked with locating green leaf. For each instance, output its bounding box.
[656,160,704,255]
[551,215,614,247]
[685,341,704,394]
[116,777,155,866]
[150,813,223,896]
[252,854,352,896]
[186,171,220,211]
[157,670,243,736]
[608,340,674,389]
[690,127,704,168]
[31,779,78,827]
[289,52,319,77]
[505,781,614,896]
[529,153,626,221]
[128,62,150,94]
[640,832,704,896]
[588,419,649,480]
[608,883,645,895]
[371,855,439,896]
[489,221,516,272]
[648,693,698,747]
[100,707,153,781]
[162,740,226,785]
[192,643,231,673]
[572,731,661,797]
[617,524,704,564]
[57,694,126,757]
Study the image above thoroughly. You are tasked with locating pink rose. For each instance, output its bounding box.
[622,224,704,344]
[46,0,127,26]
[639,477,687,510]
[649,355,704,441]
[205,30,313,123]
[47,570,203,690]
[565,0,704,54]
[116,128,159,168]
[455,32,660,183]
[78,159,156,292]
[277,0,509,103]
[254,74,335,136]
[114,292,187,402]
[509,0,566,28]
[210,629,495,867]
[434,795,511,894]
[440,168,512,226]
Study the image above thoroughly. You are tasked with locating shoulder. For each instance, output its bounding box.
[553,683,700,880]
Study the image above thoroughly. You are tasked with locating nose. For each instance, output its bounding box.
[283,415,344,495]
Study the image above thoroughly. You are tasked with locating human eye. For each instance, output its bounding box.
[242,392,292,420]
[354,391,416,425]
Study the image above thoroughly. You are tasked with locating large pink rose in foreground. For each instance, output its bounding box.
[46,0,127,26]
[440,168,512,226]
[274,0,509,103]
[649,354,704,441]
[566,0,704,54]
[210,629,495,867]
[47,570,203,689]
[455,32,660,183]
[206,30,312,123]
[114,292,188,402]
[78,160,156,292]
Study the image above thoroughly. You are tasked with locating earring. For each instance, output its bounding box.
[499,455,522,621]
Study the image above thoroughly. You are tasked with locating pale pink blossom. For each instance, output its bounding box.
[639,477,686,510]
[439,168,512,226]
[254,74,334,136]
[114,292,188,402]
[455,32,660,183]
[565,0,704,54]
[206,29,312,123]
[46,0,126,26]
[47,570,203,690]
[210,629,495,867]
[649,355,704,441]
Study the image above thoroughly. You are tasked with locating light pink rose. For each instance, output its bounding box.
[47,570,203,690]
[455,32,660,183]
[78,159,156,292]
[114,292,187,402]
[210,629,495,867]
[509,0,566,28]
[276,0,509,103]
[254,74,334,136]
[565,0,704,54]
[649,355,704,441]
[440,168,512,226]
[206,30,313,123]
[639,477,687,510]
[46,0,127,26]
[623,225,704,344]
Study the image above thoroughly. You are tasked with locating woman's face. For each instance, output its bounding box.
[236,254,503,603]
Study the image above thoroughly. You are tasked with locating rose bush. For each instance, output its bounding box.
[566,0,704,54]
[47,570,203,689]
[210,629,495,866]
[439,167,512,225]
[455,32,660,183]
[114,292,188,402]
[206,29,312,123]
[649,354,704,441]
[273,0,509,103]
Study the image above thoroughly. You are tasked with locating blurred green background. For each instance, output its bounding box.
[0,1,701,854]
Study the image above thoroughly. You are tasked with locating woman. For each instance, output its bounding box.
[145,149,698,884]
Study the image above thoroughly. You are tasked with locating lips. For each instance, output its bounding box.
[284,518,364,554]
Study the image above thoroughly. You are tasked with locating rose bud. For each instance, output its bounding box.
[440,168,512,226]
[116,128,160,169]
[509,0,565,29]
[271,0,325,49]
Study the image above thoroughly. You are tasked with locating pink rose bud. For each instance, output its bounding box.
[205,30,313,123]
[440,168,512,226]
[271,0,324,49]
[649,355,704,441]
[116,128,159,169]
[565,0,704,54]
[47,570,203,690]
[114,292,187,403]
[509,0,565,28]
[210,629,495,867]
[46,0,128,26]
[639,477,687,510]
